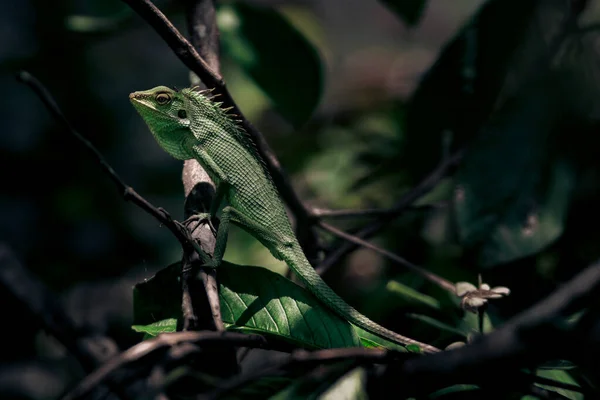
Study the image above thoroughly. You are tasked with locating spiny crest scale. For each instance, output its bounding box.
[182,87,274,185]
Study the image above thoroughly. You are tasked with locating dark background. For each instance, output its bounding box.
[3,0,600,398]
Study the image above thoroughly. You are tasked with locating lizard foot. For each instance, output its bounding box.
[183,213,217,235]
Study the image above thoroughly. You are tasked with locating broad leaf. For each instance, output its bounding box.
[218,3,323,127]
[134,262,360,349]
[380,0,427,26]
[454,82,574,267]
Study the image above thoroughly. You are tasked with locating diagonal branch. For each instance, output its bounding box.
[311,202,447,219]
[316,150,464,275]
[317,221,456,293]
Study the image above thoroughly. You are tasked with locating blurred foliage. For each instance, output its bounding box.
[3,0,600,398]
[219,2,323,128]
[380,0,428,26]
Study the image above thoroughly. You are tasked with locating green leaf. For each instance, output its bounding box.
[132,318,177,338]
[353,326,407,352]
[380,0,427,26]
[454,83,574,267]
[386,280,441,310]
[134,262,360,350]
[535,369,582,400]
[218,3,323,127]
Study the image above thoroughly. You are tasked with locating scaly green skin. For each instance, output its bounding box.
[130,86,439,354]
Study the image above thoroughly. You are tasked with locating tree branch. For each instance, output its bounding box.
[17,72,204,255]
[179,0,224,335]
[317,221,456,294]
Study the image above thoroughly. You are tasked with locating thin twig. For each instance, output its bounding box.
[316,150,463,275]
[311,202,446,219]
[17,72,200,253]
[120,0,317,253]
[181,254,199,331]
[317,221,456,294]
[62,331,269,400]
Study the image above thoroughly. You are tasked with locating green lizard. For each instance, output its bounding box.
[130,86,439,354]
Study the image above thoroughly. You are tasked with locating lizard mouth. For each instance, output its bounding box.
[129,92,149,102]
[129,94,158,111]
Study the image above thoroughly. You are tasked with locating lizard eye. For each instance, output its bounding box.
[178,110,187,119]
[155,93,171,105]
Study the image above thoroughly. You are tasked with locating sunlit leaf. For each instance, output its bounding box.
[218,263,360,349]
[353,326,407,352]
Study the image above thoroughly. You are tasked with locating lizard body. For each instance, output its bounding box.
[130,86,439,354]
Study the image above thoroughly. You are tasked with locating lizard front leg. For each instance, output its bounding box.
[205,205,294,269]
[184,146,230,235]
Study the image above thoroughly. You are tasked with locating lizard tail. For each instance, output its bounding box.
[280,243,440,354]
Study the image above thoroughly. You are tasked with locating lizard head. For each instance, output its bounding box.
[129,86,193,160]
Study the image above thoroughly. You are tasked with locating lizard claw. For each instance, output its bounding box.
[183,213,217,235]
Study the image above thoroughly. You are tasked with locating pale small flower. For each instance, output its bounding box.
[455,281,510,312]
